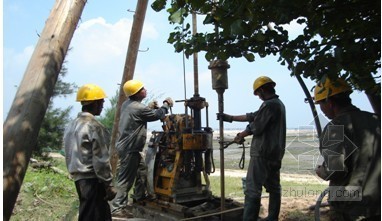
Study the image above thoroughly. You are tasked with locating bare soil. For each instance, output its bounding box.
[212,169,331,221]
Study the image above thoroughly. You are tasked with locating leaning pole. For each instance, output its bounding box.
[3,0,86,220]
[109,0,149,174]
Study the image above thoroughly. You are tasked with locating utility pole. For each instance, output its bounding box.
[110,0,149,173]
[3,0,86,220]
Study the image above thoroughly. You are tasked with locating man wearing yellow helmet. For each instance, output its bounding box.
[64,84,116,221]
[218,76,286,221]
[112,79,173,216]
[314,77,380,220]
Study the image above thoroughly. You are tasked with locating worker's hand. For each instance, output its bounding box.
[234,133,245,144]
[148,100,159,109]
[104,186,117,201]
[163,97,174,107]
[216,113,233,123]
[315,164,328,180]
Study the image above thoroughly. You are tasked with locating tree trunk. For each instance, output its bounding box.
[3,0,86,220]
[110,0,149,174]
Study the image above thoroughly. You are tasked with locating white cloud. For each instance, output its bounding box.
[4,46,34,72]
[68,17,159,67]
[4,14,374,130]
[3,46,35,117]
[69,17,131,66]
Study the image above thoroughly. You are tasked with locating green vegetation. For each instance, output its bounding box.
[36,63,77,155]
[209,176,246,200]
[11,158,78,221]
[12,157,327,220]
[151,0,380,105]
[208,177,326,200]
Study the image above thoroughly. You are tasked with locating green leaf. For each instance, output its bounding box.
[170,8,185,24]
[230,20,245,35]
[205,51,215,61]
[243,53,255,62]
[151,0,167,12]
[153,0,381,96]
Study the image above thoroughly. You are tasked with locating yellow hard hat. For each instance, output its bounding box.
[76,84,107,102]
[253,76,276,92]
[123,80,144,97]
[314,77,352,103]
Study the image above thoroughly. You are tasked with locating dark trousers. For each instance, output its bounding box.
[243,156,282,221]
[112,152,147,211]
[75,179,111,221]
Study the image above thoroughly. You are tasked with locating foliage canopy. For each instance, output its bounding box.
[152,0,380,94]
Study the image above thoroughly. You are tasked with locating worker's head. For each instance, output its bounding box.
[253,76,276,98]
[76,84,107,115]
[314,77,353,119]
[123,80,146,100]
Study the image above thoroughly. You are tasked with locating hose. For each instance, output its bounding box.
[221,140,245,169]
[314,187,329,221]
[294,73,325,221]
[238,143,245,169]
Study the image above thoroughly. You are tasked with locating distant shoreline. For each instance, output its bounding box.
[148,128,319,141]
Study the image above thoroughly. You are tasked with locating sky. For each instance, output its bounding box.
[3,0,375,132]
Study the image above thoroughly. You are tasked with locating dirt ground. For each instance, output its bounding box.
[212,169,330,221]
[53,129,331,221]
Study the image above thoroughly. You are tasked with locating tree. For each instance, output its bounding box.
[99,90,119,133]
[35,63,77,155]
[151,0,380,113]
[36,105,72,154]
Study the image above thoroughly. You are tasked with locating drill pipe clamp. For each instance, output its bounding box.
[209,59,230,91]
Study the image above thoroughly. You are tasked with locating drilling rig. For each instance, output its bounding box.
[132,97,244,221]
[130,14,243,218]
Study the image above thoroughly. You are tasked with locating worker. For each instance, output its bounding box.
[218,76,286,221]
[112,79,173,216]
[64,84,116,221]
[314,77,381,221]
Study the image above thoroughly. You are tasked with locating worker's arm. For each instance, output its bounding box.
[232,115,249,122]
[217,113,249,122]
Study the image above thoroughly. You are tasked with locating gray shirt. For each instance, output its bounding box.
[318,105,380,214]
[64,112,113,186]
[245,95,286,160]
[116,99,168,155]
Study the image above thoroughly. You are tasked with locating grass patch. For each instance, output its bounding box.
[208,177,327,199]
[208,176,245,201]
[11,158,78,221]
[12,155,327,220]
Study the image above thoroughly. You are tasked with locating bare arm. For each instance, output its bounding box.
[231,115,248,122]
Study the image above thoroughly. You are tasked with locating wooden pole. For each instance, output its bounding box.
[110,0,149,174]
[3,0,87,220]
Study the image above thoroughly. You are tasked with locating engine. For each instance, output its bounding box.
[146,114,214,203]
